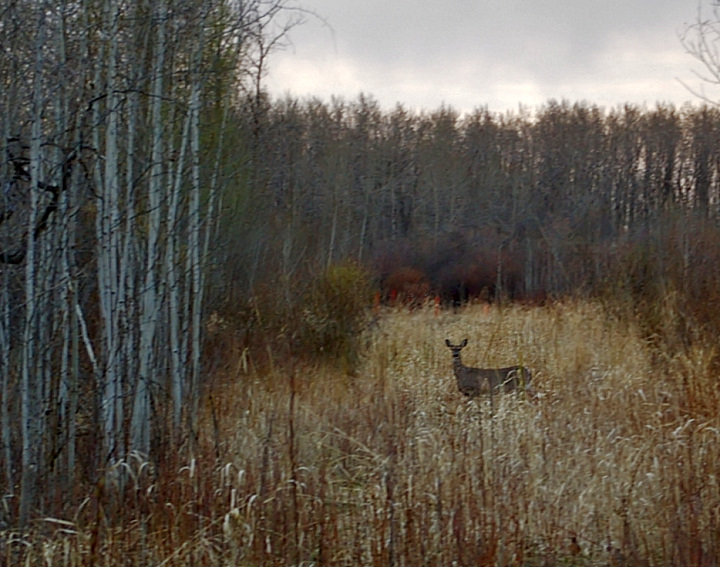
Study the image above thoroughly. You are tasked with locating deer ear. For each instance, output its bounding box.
[461,339,468,347]
[445,339,451,347]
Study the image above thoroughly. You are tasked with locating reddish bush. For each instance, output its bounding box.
[383,267,431,307]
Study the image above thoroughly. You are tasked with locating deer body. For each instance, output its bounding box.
[445,339,532,397]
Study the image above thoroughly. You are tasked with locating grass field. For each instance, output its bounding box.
[5,301,720,565]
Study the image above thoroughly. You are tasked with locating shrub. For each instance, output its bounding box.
[299,262,373,371]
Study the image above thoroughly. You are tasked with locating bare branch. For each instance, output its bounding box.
[0,144,77,264]
[679,3,720,104]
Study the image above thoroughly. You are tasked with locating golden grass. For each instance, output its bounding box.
[4,300,720,565]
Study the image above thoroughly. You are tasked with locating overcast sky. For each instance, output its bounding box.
[265,0,710,115]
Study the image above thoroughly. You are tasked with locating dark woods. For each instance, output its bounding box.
[224,98,720,307]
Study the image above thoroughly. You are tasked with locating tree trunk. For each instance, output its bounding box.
[19,19,46,521]
[133,0,167,455]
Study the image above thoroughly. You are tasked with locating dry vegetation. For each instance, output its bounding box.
[4,301,720,566]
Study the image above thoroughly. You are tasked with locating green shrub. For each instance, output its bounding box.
[299,262,373,371]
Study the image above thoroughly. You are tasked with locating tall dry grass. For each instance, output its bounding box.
[3,301,720,565]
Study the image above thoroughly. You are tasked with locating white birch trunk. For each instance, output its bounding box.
[189,75,203,435]
[19,11,45,521]
[133,0,167,454]
[120,77,139,457]
[167,109,192,432]
[96,0,123,462]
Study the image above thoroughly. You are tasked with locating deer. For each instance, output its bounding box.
[445,338,533,398]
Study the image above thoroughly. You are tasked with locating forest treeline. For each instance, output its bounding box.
[1,0,720,531]
[222,96,720,309]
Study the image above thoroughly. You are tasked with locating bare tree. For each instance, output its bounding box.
[680,2,720,105]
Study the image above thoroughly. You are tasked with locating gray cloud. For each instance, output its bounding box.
[267,0,705,113]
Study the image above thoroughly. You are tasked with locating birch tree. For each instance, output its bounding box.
[1,0,298,525]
